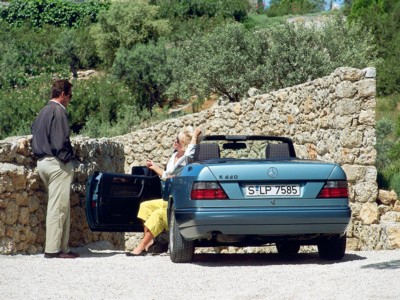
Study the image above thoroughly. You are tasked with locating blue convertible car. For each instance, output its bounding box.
[86,135,351,263]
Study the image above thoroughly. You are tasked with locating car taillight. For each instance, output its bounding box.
[317,181,348,198]
[190,181,228,200]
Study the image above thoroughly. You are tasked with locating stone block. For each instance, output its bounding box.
[381,211,400,223]
[5,201,19,225]
[378,189,398,205]
[382,224,400,249]
[360,202,379,224]
[356,79,376,98]
[18,207,29,225]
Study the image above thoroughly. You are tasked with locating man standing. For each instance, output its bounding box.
[31,79,78,259]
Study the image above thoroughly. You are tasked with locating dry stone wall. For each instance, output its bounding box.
[1,67,399,254]
[0,137,126,254]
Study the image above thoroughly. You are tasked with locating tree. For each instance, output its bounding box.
[266,0,325,17]
[111,41,172,110]
[91,0,170,67]
[168,23,267,102]
[348,0,400,95]
[168,14,378,103]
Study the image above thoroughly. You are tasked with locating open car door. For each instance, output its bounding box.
[85,167,162,232]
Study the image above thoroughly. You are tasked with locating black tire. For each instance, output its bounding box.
[318,235,346,260]
[276,242,300,256]
[169,207,194,263]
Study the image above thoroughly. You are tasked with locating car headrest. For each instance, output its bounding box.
[265,143,291,159]
[195,143,220,161]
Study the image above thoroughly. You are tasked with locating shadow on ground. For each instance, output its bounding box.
[361,259,400,270]
[191,252,366,267]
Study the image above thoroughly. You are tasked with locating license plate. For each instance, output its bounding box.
[245,184,300,197]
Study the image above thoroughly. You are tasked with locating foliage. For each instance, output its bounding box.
[1,0,110,28]
[153,0,250,21]
[375,94,400,194]
[150,0,249,43]
[90,0,171,67]
[0,19,100,90]
[168,13,378,103]
[67,75,169,138]
[168,23,267,102]
[317,12,379,71]
[348,0,400,95]
[266,0,325,17]
[242,13,286,29]
[0,75,52,139]
[53,23,101,77]
[0,20,69,89]
[111,41,172,110]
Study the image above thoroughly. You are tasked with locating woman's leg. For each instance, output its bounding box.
[130,228,154,254]
[137,199,164,222]
[130,202,168,254]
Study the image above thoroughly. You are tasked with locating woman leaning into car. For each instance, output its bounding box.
[127,126,202,256]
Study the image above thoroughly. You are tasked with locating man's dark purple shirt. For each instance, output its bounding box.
[31,101,73,163]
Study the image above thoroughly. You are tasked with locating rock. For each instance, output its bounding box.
[360,203,379,225]
[378,189,398,205]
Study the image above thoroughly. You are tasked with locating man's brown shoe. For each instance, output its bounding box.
[65,251,80,258]
[44,251,76,259]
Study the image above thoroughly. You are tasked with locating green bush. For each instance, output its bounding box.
[53,24,101,76]
[168,13,378,103]
[67,75,169,138]
[266,0,324,17]
[168,23,266,102]
[348,0,400,96]
[2,0,110,28]
[389,172,400,197]
[0,20,69,89]
[111,41,173,110]
[154,0,250,21]
[91,0,171,67]
[0,19,99,90]
[0,75,52,139]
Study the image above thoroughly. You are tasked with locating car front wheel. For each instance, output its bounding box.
[318,235,346,260]
[169,207,194,263]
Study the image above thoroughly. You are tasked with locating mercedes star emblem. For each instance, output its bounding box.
[267,167,278,178]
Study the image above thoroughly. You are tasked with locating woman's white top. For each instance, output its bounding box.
[162,144,197,179]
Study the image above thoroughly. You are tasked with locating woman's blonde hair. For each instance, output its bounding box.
[178,126,194,149]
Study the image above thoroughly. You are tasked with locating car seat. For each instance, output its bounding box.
[265,143,292,159]
[195,143,221,161]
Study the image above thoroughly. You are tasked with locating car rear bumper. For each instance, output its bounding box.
[174,207,351,240]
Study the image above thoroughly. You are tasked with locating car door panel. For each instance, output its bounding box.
[85,167,162,232]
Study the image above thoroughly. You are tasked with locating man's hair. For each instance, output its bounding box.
[51,80,73,99]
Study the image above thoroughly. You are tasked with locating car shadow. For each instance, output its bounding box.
[360,259,400,270]
[192,252,366,267]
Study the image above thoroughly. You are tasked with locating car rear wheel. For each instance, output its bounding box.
[318,235,346,260]
[169,207,194,263]
[276,242,300,256]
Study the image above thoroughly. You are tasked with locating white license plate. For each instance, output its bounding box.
[245,184,300,197]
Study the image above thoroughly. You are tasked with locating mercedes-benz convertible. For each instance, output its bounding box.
[86,135,351,263]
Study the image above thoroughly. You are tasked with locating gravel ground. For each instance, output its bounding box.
[1,245,400,300]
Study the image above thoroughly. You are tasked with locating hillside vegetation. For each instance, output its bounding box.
[0,0,399,193]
